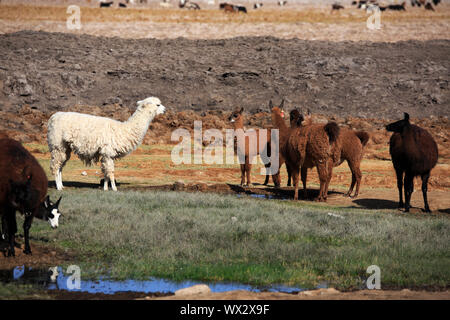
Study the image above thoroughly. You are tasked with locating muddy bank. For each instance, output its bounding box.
[0,31,448,120]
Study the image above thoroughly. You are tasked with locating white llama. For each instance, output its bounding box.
[47,97,165,191]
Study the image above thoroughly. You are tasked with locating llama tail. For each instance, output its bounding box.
[324,122,340,144]
[355,131,370,147]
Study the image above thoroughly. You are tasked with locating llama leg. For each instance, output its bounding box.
[421,171,431,213]
[346,159,362,198]
[101,158,117,191]
[315,163,328,202]
[323,159,334,200]
[246,163,252,186]
[50,147,71,190]
[291,166,300,201]
[110,172,117,192]
[404,172,414,212]
[263,163,270,185]
[23,214,34,255]
[50,150,64,190]
[240,164,246,186]
[5,208,16,257]
[352,164,362,198]
[287,167,292,187]
[395,167,404,209]
[301,166,308,199]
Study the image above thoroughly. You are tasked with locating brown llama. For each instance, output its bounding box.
[285,114,340,202]
[0,138,62,257]
[228,107,271,186]
[290,111,369,198]
[269,100,295,188]
[386,113,438,212]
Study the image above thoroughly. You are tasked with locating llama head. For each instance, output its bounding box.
[40,195,62,229]
[136,97,165,116]
[269,100,285,118]
[228,107,244,123]
[386,112,410,133]
[289,109,304,128]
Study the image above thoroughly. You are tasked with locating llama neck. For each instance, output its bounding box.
[401,125,418,156]
[272,113,288,133]
[122,107,157,150]
[233,118,244,130]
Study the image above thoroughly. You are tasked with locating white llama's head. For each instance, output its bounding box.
[137,97,165,115]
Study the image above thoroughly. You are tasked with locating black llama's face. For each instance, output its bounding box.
[386,113,410,133]
[41,196,62,229]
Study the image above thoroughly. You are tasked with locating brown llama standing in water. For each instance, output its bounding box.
[386,113,438,212]
[228,107,272,186]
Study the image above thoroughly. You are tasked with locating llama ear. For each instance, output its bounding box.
[55,196,62,207]
[239,107,244,114]
[280,99,285,109]
[269,100,273,109]
[404,112,410,121]
[44,195,50,208]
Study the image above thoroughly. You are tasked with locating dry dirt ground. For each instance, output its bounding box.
[0,2,450,41]
[0,1,449,300]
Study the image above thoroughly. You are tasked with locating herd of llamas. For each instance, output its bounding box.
[0,96,440,258]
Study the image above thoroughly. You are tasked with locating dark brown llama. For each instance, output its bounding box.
[285,113,340,202]
[228,108,272,186]
[290,111,369,198]
[386,113,438,212]
[0,138,62,257]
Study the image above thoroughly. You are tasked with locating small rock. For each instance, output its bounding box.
[299,288,340,296]
[81,171,87,176]
[175,284,211,296]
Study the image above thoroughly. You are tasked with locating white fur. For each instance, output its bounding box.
[49,208,60,228]
[47,97,165,191]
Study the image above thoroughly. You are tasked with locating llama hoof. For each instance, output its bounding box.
[23,248,32,255]
[423,207,432,213]
[350,194,358,199]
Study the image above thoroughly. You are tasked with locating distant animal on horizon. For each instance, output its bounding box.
[119,2,127,7]
[0,138,62,257]
[253,3,263,9]
[220,3,246,13]
[386,113,438,213]
[425,2,435,10]
[100,1,114,7]
[332,3,345,11]
[387,2,406,10]
[47,97,166,191]
[278,0,287,6]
